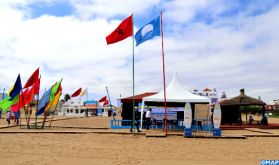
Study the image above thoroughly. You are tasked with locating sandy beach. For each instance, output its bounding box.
[0,117,279,165]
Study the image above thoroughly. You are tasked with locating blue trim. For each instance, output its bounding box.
[110,119,213,131]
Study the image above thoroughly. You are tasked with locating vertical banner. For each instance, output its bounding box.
[213,102,221,129]
[184,102,192,128]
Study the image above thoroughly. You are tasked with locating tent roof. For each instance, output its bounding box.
[220,89,266,106]
[143,74,210,103]
[121,92,157,103]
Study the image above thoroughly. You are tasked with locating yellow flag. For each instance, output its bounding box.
[81,88,85,96]
[45,91,62,111]
[7,85,14,95]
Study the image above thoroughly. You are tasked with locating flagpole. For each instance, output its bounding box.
[160,11,168,136]
[48,93,61,128]
[1,88,5,100]
[106,86,114,120]
[35,75,41,129]
[132,13,136,135]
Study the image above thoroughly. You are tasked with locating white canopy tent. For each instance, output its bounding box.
[140,74,210,129]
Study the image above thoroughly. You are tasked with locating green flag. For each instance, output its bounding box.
[0,95,19,112]
[49,79,62,102]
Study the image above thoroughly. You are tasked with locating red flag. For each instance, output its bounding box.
[103,100,109,106]
[71,88,82,97]
[34,78,40,95]
[24,68,39,88]
[99,96,107,102]
[23,84,35,106]
[106,15,133,45]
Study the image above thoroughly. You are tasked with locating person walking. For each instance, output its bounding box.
[145,108,152,130]
[130,107,141,133]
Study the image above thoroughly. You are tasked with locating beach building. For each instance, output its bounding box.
[58,99,86,116]
[59,99,113,117]
[267,100,279,111]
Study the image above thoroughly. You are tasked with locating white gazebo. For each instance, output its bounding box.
[140,73,210,129]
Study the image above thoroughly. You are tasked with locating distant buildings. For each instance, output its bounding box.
[192,88,218,104]
[58,99,114,117]
[267,99,279,111]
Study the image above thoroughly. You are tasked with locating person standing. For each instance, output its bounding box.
[6,111,11,125]
[145,108,152,130]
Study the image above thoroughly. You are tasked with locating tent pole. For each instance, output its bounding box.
[160,11,168,136]
[140,100,144,130]
[246,106,248,125]
[131,13,135,135]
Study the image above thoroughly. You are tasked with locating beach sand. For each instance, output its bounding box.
[0,117,279,165]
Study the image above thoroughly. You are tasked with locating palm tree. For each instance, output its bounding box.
[64,94,71,102]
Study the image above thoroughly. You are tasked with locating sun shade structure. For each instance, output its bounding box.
[220,89,266,125]
[140,73,210,129]
[220,89,266,106]
[143,74,210,103]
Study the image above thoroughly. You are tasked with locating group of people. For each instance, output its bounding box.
[5,110,20,125]
[248,112,269,126]
[130,108,152,133]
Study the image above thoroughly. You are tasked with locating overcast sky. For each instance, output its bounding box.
[0,0,278,104]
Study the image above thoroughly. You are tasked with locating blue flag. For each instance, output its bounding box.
[9,74,22,101]
[36,87,52,116]
[135,16,160,46]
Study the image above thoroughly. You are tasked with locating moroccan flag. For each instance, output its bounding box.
[71,88,82,97]
[106,15,133,45]
[9,74,22,101]
[99,96,107,102]
[24,68,39,88]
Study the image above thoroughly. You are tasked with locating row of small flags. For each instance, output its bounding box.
[70,87,86,97]
[70,88,109,106]
[0,68,63,116]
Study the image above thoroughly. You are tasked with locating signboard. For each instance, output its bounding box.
[213,102,221,129]
[148,106,184,113]
[194,104,210,120]
[151,112,177,120]
[85,104,97,108]
[184,103,192,128]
